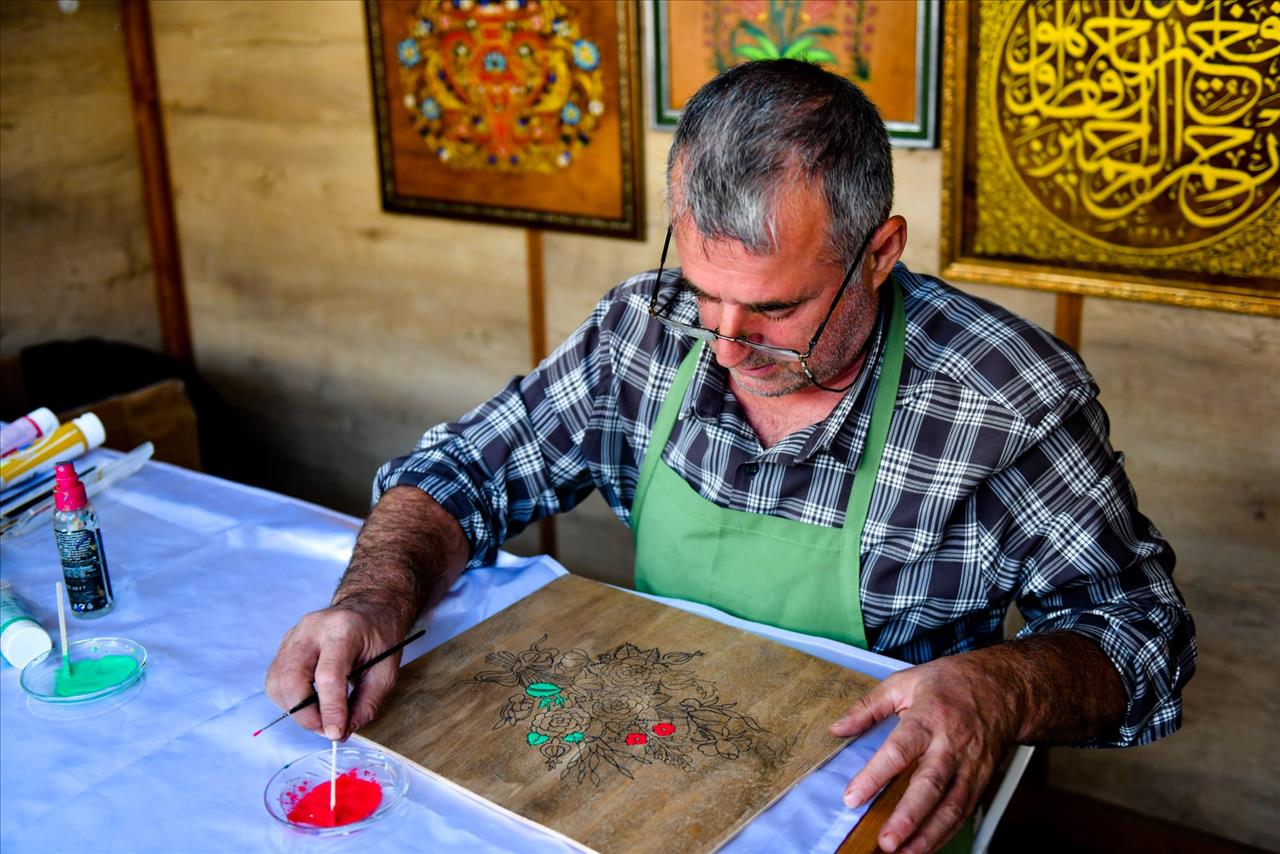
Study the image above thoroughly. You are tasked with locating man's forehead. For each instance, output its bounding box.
[672,184,829,257]
[672,224,772,267]
[673,219,838,284]
[675,248,835,310]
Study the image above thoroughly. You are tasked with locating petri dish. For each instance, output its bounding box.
[19,637,147,704]
[264,745,408,836]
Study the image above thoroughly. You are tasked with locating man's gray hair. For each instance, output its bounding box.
[667,59,893,268]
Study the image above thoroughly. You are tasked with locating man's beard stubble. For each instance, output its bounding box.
[729,285,880,399]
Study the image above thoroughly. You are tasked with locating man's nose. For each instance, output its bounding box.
[712,306,755,365]
[716,304,750,339]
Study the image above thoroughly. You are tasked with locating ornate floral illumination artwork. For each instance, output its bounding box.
[366,0,644,238]
[395,0,607,173]
[941,0,1280,314]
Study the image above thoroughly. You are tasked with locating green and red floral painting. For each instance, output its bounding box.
[461,635,782,785]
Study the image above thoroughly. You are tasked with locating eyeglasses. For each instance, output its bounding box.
[647,224,876,393]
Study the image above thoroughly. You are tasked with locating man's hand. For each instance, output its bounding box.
[263,486,470,741]
[830,654,1018,853]
[265,601,406,741]
[830,633,1126,854]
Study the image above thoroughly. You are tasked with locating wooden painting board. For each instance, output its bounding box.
[358,574,878,853]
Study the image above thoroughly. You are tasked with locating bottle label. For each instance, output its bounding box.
[55,529,113,612]
[0,591,38,634]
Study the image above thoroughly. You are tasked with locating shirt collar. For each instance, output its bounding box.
[675,274,895,468]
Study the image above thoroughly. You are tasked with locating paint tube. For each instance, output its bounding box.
[0,413,104,490]
[0,407,59,457]
[0,580,53,669]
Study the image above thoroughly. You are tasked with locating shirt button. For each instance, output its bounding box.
[742,462,759,476]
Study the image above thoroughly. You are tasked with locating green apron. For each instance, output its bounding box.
[632,279,905,649]
[631,280,975,851]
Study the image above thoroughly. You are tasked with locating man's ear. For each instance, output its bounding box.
[865,216,907,291]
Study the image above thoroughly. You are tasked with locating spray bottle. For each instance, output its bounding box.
[52,462,115,618]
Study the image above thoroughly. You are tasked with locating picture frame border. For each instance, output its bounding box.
[364,0,646,240]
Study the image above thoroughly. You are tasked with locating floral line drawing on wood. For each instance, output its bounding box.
[458,635,781,786]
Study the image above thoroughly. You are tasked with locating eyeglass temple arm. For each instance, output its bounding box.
[649,226,675,314]
[803,228,878,352]
[804,263,858,352]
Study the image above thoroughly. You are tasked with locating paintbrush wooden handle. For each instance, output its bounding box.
[281,629,428,716]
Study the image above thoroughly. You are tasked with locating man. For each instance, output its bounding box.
[267,61,1195,853]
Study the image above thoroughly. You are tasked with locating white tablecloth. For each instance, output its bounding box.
[0,453,906,852]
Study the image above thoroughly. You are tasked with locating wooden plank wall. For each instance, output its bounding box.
[0,1,1274,849]
[0,0,161,360]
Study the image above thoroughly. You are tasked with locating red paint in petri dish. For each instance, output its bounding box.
[285,769,383,828]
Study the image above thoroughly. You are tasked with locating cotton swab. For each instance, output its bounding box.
[330,740,338,814]
[55,581,69,675]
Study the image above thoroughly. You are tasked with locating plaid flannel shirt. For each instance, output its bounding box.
[377,263,1196,748]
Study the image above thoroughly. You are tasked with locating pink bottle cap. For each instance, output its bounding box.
[53,462,88,512]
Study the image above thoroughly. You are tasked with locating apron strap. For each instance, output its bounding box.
[838,278,906,643]
[632,342,702,526]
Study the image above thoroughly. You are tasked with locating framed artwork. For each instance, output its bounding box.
[365,0,645,239]
[649,0,940,147]
[940,0,1280,316]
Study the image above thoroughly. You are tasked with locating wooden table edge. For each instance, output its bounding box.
[836,761,917,853]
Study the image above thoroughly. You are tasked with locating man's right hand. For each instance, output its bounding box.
[263,486,470,740]
[265,601,407,741]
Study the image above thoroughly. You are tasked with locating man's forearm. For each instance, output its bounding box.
[330,485,470,636]
[970,630,1127,744]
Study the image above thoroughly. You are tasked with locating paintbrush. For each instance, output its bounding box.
[252,628,426,737]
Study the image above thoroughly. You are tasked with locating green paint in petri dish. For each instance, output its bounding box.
[54,655,140,697]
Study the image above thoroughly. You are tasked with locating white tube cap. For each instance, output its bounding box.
[72,412,106,450]
[27,407,59,440]
[1,619,53,670]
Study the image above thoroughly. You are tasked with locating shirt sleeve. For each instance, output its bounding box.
[1001,384,1196,748]
[372,291,622,569]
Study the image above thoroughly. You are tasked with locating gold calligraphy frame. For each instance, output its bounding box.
[940,1,1280,316]
[365,0,645,240]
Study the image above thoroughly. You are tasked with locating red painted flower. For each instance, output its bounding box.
[652,722,676,737]
[625,732,647,746]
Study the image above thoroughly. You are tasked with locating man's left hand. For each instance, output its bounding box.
[829,652,1021,854]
